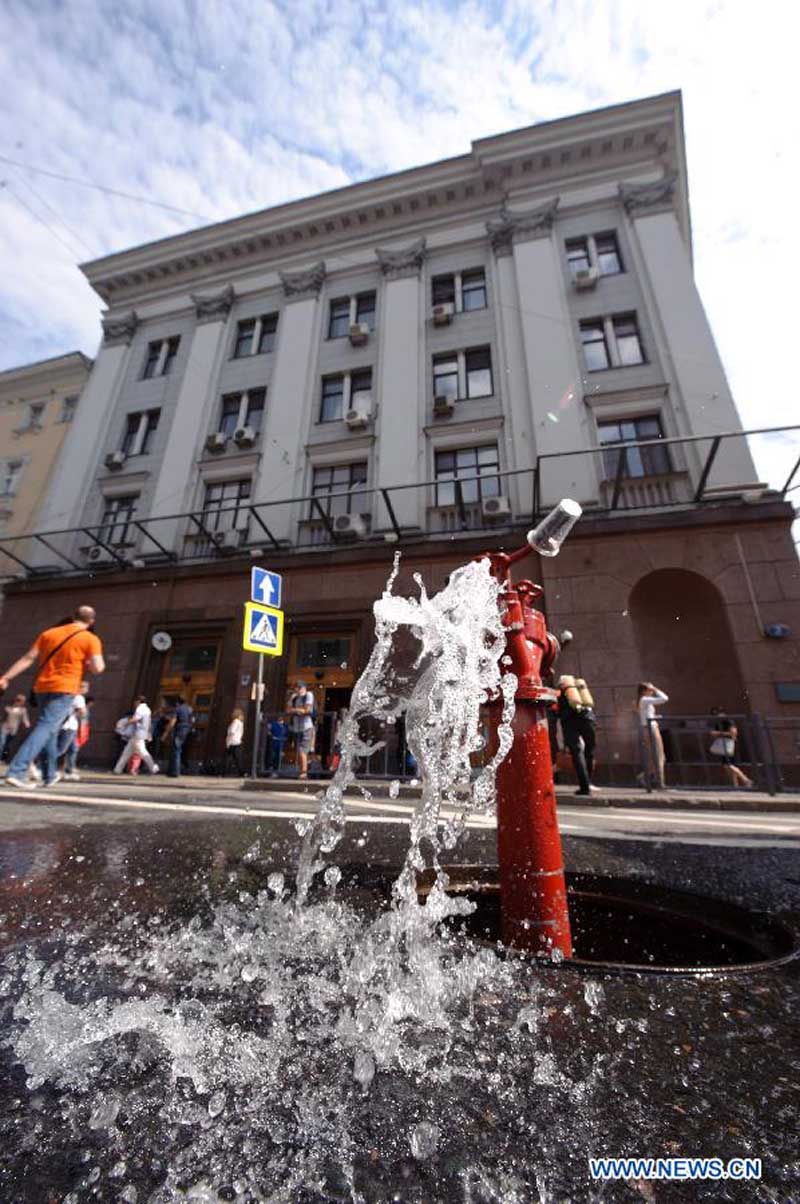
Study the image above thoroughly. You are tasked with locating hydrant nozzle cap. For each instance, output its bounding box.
[527,498,582,558]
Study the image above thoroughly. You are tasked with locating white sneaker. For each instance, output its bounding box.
[28,765,43,782]
[4,775,37,791]
[150,764,160,774]
[64,770,80,781]
[42,772,62,788]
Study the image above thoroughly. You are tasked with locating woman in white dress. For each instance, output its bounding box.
[637,681,669,791]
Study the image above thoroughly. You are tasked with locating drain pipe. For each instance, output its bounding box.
[481,500,581,958]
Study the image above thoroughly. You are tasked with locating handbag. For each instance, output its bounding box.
[28,627,82,707]
[710,736,735,758]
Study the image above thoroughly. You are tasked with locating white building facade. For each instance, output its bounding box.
[4,92,798,778]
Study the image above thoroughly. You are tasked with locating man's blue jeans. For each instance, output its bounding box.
[168,733,188,777]
[57,727,78,772]
[8,693,75,783]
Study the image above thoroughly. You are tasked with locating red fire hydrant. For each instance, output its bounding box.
[481,542,574,959]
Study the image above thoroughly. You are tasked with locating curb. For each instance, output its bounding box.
[30,772,800,814]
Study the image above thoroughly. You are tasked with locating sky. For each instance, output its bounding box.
[0,0,797,490]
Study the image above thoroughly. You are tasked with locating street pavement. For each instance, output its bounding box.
[1,772,799,846]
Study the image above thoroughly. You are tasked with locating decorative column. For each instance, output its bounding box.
[374,237,427,531]
[148,285,235,552]
[487,200,597,510]
[621,176,758,489]
[29,312,138,563]
[252,262,326,543]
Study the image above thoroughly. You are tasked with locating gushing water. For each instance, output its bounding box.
[0,552,605,1201]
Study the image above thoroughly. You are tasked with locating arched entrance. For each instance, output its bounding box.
[628,568,746,715]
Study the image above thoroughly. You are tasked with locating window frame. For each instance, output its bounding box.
[613,313,645,366]
[328,298,351,340]
[597,414,670,480]
[311,461,369,518]
[434,444,501,507]
[202,478,252,533]
[320,375,346,423]
[1,459,23,497]
[98,494,138,546]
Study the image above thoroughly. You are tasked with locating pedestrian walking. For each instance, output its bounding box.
[267,713,289,776]
[0,606,104,790]
[0,694,30,764]
[56,681,88,780]
[286,681,315,780]
[709,707,753,789]
[113,696,159,776]
[637,682,669,791]
[555,675,597,796]
[225,708,245,775]
[166,696,194,778]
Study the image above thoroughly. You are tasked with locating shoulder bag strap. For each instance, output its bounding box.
[36,628,82,676]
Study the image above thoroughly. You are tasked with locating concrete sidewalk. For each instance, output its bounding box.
[39,768,800,813]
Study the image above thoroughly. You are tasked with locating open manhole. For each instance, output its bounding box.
[416,866,800,976]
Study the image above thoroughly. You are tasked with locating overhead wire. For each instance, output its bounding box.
[0,152,213,223]
[10,167,98,258]
[0,180,85,262]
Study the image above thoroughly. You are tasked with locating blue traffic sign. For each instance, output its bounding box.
[243,601,284,656]
[251,566,282,609]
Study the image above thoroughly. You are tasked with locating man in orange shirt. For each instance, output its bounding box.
[0,605,105,790]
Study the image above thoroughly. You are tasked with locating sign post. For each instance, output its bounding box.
[244,569,284,779]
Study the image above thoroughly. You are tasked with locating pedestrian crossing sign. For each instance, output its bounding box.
[243,601,284,656]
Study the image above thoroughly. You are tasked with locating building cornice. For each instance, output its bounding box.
[82,91,688,308]
[0,352,93,391]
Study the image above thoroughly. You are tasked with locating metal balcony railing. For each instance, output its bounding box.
[0,425,797,579]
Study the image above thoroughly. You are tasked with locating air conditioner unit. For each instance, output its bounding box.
[218,529,243,553]
[85,545,116,565]
[233,425,256,447]
[433,394,455,416]
[345,399,372,429]
[482,495,512,521]
[104,450,127,470]
[348,322,369,346]
[206,432,228,453]
[432,302,454,326]
[333,512,367,539]
[573,267,599,290]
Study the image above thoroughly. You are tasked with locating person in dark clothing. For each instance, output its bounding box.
[166,696,193,778]
[556,675,597,796]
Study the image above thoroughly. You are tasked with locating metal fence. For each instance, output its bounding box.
[253,708,800,794]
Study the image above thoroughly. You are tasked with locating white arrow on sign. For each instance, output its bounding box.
[253,568,280,606]
[251,612,277,646]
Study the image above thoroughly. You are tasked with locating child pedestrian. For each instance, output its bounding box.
[1,694,30,764]
[268,713,289,776]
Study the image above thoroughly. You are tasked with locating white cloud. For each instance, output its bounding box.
[0,0,796,487]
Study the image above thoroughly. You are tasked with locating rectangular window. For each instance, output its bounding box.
[297,636,352,668]
[258,313,278,353]
[328,299,350,340]
[25,402,45,429]
[613,313,644,365]
[139,410,160,455]
[435,445,500,507]
[432,274,456,306]
[203,478,251,532]
[461,269,487,311]
[121,413,141,456]
[234,319,256,358]
[219,395,241,437]
[566,238,591,276]
[320,376,345,423]
[433,354,459,401]
[2,460,23,496]
[598,416,670,479]
[355,292,376,330]
[580,320,610,371]
[142,341,161,379]
[349,369,372,413]
[59,395,78,423]
[99,495,137,546]
[121,409,160,456]
[312,462,368,518]
[465,347,492,398]
[244,387,265,434]
[142,336,180,378]
[595,233,622,275]
[163,336,180,375]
